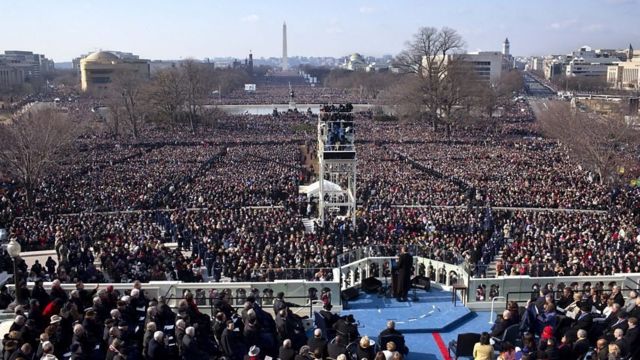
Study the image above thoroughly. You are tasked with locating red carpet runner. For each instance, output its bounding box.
[432,332,452,360]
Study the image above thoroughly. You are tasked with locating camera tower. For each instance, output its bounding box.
[317,104,357,227]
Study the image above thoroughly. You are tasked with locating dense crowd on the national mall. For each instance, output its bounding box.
[214,86,373,105]
[1,93,639,281]
[1,84,640,359]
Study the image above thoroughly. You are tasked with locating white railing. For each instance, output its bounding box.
[7,256,640,314]
[467,273,640,310]
[6,280,342,316]
[488,296,506,324]
[338,256,470,290]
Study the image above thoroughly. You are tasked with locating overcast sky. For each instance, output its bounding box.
[2,0,639,62]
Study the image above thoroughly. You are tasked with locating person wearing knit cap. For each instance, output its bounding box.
[541,325,554,341]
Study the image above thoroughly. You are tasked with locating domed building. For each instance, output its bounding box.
[80,50,150,92]
[344,53,367,71]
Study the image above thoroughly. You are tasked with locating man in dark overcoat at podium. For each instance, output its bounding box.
[396,246,413,302]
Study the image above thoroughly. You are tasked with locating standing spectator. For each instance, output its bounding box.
[306,329,327,359]
[278,339,296,360]
[146,331,165,360]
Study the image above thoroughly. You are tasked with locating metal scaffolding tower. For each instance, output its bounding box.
[317,104,356,227]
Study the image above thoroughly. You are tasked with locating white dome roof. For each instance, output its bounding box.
[84,51,119,63]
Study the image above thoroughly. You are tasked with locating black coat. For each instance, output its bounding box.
[612,292,625,307]
[614,339,629,358]
[573,339,590,359]
[221,328,245,360]
[147,339,165,360]
[396,253,413,297]
[333,319,359,343]
[319,310,339,329]
[568,312,593,336]
[278,347,296,360]
[327,342,347,359]
[623,327,638,352]
[7,350,30,360]
[31,286,50,308]
[490,318,515,338]
[182,334,204,360]
[356,345,375,360]
[307,337,327,359]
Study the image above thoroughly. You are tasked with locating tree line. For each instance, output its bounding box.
[93,60,250,138]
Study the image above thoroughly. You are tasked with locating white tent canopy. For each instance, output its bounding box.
[299,180,342,197]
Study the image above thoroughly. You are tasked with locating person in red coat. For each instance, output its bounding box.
[42,299,63,321]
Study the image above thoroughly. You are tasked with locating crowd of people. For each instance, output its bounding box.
[2,78,640,360]
[214,86,374,105]
[1,278,413,360]
[0,87,639,292]
[473,283,640,359]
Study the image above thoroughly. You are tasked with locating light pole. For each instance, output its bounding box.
[6,238,22,305]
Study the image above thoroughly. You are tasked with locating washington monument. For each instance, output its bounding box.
[282,21,289,71]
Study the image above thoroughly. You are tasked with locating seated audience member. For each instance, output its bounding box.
[472,332,493,360]
[491,310,515,338]
[520,332,537,359]
[561,293,582,320]
[612,328,628,358]
[356,336,375,360]
[497,342,515,360]
[594,338,609,360]
[382,341,397,360]
[327,335,347,359]
[607,343,621,360]
[623,291,637,313]
[623,317,638,354]
[572,329,590,359]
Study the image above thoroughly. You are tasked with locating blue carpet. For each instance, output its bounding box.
[338,288,493,360]
[341,289,471,333]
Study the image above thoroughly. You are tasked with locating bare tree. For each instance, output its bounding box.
[0,108,78,208]
[394,26,467,136]
[324,70,400,99]
[212,68,250,94]
[474,70,525,117]
[537,101,639,185]
[150,66,185,125]
[377,75,425,121]
[182,60,214,133]
[551,75,608,93]
[107,70,150,139]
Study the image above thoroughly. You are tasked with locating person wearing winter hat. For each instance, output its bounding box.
[540,325,554,341]
[246,345,261,360]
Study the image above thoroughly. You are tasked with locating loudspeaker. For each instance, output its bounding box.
[341,287,360,301]
[411,275,430,291]
[361,277,382,293]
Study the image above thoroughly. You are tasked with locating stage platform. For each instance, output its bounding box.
[340,288,473,334]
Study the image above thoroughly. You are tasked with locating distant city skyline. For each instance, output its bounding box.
[1,0,639,62]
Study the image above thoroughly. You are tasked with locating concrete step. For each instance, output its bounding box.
[485,251,503,278]
[302,218,316,234]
